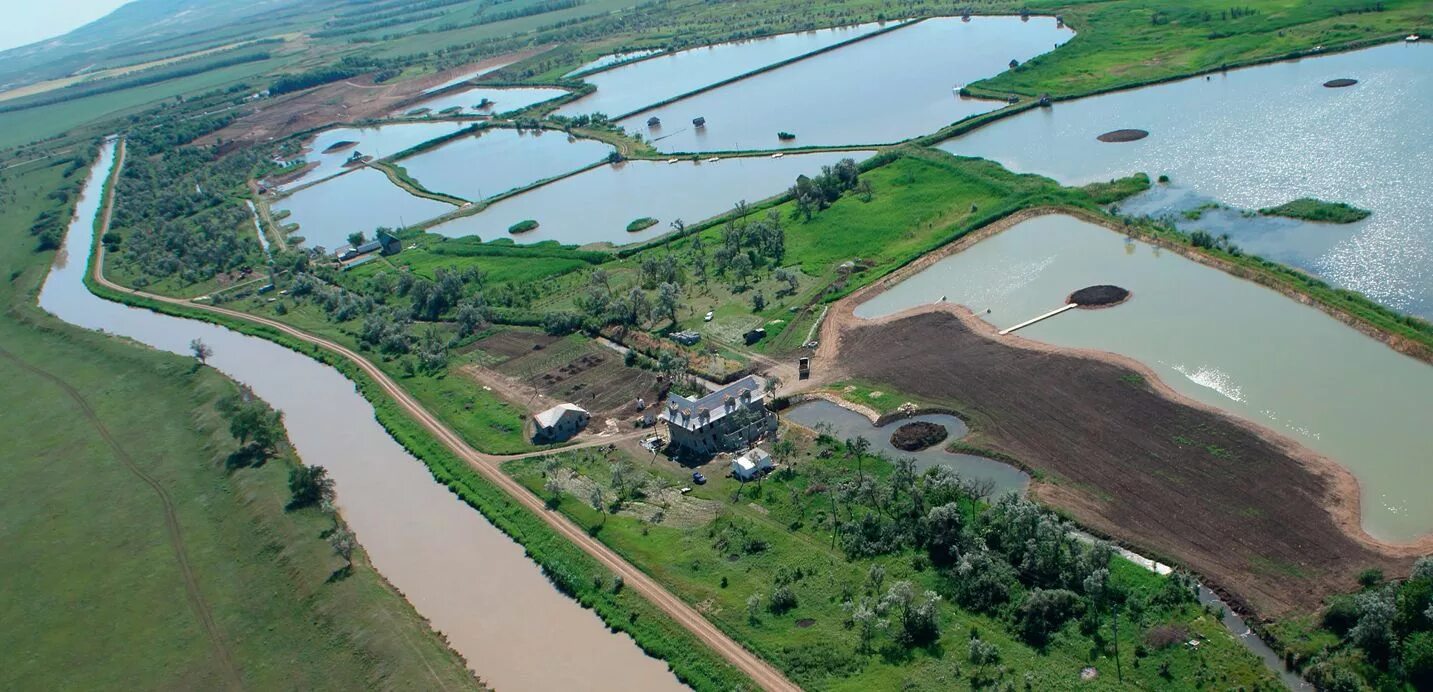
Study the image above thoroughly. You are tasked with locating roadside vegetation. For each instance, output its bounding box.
[1259,197,1372,223]
[507,428,1280,689]
[0,154,478,690]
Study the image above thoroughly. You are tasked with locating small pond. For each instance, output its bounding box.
[630,16,1072,152]
[857,213,1433,542]
[271,167,455,250]
[784,399,1029,496]
[398,128,614,203]
[556,21,892,119]
[427,150,872,246]
[279,122,467,191]
[400,86,570,116]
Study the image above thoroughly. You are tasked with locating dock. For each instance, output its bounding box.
[998,303,1077,335]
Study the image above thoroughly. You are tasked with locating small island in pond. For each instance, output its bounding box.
[626,217,658,232]
[321,140,358,154]
[1323,78,1358,88]
[777,131,797,141]
[1259,198,1371,223]
[890,421,949,451]
[508,219,539,234]
[1097,128,1148,142]
[1068,284,1131,308]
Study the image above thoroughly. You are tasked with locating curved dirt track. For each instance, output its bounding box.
[0,343,244,690]
[88,143,797,692]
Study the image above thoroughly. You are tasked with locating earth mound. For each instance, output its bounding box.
[1097,129,1148,143]
[1068,285,1131,308]
[890,421,948,452]
[1323,78,1358,88]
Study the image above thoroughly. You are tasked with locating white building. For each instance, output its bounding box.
[532,403,589,443]
[731,448,774,481]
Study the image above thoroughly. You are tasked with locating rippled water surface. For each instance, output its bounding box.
[631,17,1071,152]
[942,42,1433,317]
[858,213,1433,542]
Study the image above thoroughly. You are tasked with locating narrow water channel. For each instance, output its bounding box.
[41,141,685,691]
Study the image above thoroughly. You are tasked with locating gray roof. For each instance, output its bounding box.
[534,403,588,429]
[660,375,766,431]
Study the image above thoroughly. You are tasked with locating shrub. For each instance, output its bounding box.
[769,585,797,614]
[626,217,658,233]
[508,219,539,234]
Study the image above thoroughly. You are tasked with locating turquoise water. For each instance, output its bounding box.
[271,168,454,250]
[858,213,1433,542]
[427,151,870,246]
[631,16,1071,152]
[556,22,891,118]
[398,128,613,202]
[942,42,1433,318]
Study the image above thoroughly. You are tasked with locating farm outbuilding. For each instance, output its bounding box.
[731,448,773,481]
[532,403,590,443]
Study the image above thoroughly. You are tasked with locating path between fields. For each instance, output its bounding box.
[0,343,244,690]
[89,145,799,692]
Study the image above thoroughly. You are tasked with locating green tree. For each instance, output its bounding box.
[329,525,357,567]
[189,338,213,365]
[656,282,681,326]
[288,465,335,508]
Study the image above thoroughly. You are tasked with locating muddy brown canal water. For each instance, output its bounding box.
[41,141,685,691]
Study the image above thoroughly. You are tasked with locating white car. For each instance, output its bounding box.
[704,311,714,322]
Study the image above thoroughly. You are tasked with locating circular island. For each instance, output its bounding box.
[1096,129,1149,143]
[890,421,949,452]
[1067,284,1132,308]
[1323,78,1358,88]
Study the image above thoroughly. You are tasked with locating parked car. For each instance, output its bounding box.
[704,311,714,321]
[692,471,707,485]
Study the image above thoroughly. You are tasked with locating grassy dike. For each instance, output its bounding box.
[0,157,479,689]
[81,158,753,690]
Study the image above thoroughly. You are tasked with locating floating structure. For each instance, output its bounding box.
[776,131,796,141]
[692,116,706,128]
[647,116,661,128]
[998,303,1078,335]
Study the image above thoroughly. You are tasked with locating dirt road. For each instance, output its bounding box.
[88,145,797,692]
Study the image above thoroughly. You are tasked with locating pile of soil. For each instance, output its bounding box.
[890,421,949,451]
[839,310,1404,618]
[1323,78,1358,88]
[1097,129,1149,143]
[1068,285,1131,308]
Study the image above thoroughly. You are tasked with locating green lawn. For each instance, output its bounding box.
[973,0,1433,98]
[0,155,478,690]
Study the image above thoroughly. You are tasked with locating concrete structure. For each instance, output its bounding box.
[731,448,773,481]
[660,375,775,456]
[532,403,589,443]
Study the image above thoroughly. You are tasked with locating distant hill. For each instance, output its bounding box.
[0,0,338,90]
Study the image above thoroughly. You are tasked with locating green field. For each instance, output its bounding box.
[0,156,477,689]
[507,439,1280,690]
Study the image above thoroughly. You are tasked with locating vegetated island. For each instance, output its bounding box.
[889,421,949,451]
[626,217,658,233]
[321,140,358,154]
[1068,284,1131,308]
[508,219,539,234]
[1259,198,1371,224]
[1097,128,1148,142]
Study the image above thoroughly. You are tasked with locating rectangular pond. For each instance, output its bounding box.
[279,121,468,191]
[564,49,662,77]
[398,128,614,202]
[629,16,1072,152]
[272,167,455,250]
[426,151,872,246]
[555,21,892,119]
[856,213,1433,542]
[399,86,571,116]
[941,42,1433,318]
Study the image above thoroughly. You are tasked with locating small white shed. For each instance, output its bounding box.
[731,448,773,481]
